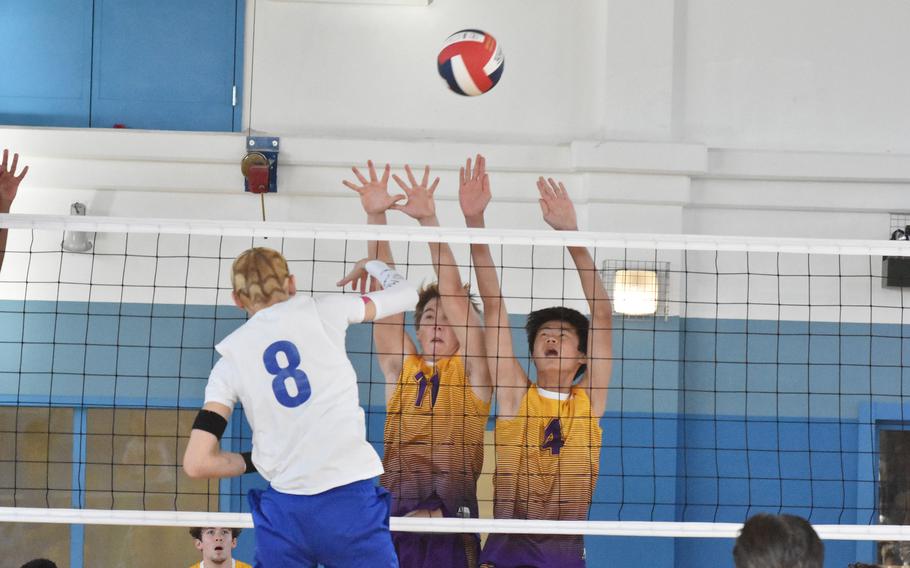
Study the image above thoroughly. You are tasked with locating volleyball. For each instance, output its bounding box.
[437,29,504,96]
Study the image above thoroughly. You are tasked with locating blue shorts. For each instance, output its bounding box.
[248,480,398,568]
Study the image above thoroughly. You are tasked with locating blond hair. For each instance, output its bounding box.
[231,247,290,310]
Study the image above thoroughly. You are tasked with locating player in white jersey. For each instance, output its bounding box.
[183,247,417,568]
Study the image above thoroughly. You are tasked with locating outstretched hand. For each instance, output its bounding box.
[537,177,578,231]
[0,149,29,212]
[459,154,490,222]
[336,258,375,294]
[392,165,439,221]
[342,160,405,216]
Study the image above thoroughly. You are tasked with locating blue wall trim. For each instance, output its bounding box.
[3,299,904,566]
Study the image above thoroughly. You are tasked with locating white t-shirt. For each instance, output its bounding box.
[204,293,383,495]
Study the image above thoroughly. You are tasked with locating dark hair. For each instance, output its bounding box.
[413,282,480,330]
[733,514,823,568]
[20,561,58,568]
[525,306,589,355]
[189,527,243,540]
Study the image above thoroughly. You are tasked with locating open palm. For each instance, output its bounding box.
[459,154,490,220]
[0,149,28,210]
[537,177,577,231]
[392,165,439,221]
[342,160,404,216]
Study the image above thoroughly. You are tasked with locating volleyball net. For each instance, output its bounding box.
[3,213,910,562]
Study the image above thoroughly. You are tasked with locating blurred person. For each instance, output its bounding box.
[0,148,29,273]
[733,513,823,568]
[188,527,252,568]
[20,560,57,568]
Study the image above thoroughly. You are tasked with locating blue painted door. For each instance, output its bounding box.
[90,0,242,131]
[0,0,94,127]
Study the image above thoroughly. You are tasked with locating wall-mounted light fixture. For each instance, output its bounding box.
[613,269,659,316]
[602,260,669,318]
[61,202,93,253]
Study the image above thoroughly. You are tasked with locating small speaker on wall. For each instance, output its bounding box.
[883,215,910,287]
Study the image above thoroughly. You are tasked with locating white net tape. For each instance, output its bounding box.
[3,213,910,567]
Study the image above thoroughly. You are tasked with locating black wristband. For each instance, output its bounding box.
[192,409,228,440]
[241,451,257,474]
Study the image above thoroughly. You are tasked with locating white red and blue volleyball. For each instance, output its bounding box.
[437,29,504,96]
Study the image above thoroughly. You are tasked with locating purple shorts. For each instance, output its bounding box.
[480,534,586,568]
[393,531,478,568]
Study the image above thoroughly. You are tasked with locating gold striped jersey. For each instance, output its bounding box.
[188,561,252,568]
[492,384,602,521]
[381,354,491,517]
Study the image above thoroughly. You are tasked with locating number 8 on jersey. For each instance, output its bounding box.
[263,340,312,407]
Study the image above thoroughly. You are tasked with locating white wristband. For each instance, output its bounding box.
[363,261,417,320]
[365,260,406,290]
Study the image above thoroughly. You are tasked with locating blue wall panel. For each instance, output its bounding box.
[3,299,903,566]
[0,1,243,131]
[0,0,93,127]
[90,0,241,131]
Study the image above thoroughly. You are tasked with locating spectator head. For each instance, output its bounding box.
[733,514,823,568]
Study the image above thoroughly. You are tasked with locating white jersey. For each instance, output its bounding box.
[204,293,383,495]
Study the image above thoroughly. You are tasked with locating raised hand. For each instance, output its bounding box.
[392,165,439,222]
[336,257,372,293]
[0,149,29,212]
[342,160,405,216]
[459,154,490,223]
[537,176,578,231]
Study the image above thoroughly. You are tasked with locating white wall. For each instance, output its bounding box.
[3,0,910,319]
[5,0,907,233]
[243,0,605,143]
[683,0,910,154]
[242,0,910,153]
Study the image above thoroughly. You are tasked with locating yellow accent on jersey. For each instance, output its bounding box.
[492,384,602,521]
[381,354,491,516]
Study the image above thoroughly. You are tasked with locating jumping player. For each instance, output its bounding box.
[460,167,614,568]
[344,160,492,567]
[183,248,417,568]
